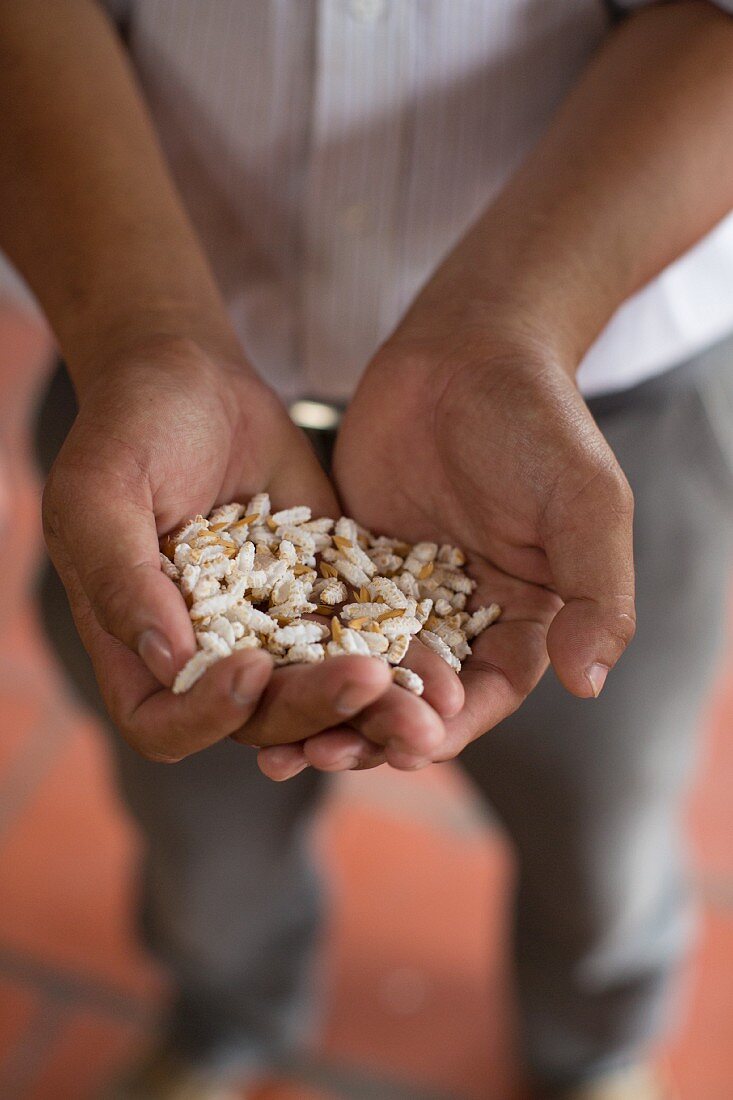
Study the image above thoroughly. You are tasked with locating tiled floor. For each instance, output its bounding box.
[0,308,732,1099]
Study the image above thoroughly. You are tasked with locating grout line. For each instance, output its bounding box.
[0,995,64,1100]
[0,945,155,1028]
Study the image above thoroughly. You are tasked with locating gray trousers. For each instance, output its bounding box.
[35,339,733,1087]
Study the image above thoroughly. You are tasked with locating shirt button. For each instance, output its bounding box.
[350,0,386,23]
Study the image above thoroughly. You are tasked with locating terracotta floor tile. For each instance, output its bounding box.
[333,762,487,838]
[0,721,165,1001]
[0,309,54,440]
[688,660,733,882]
[317,800,518,1100]
[0,471,42,631]
[250,1082,335,1100]
[0,606,75,693]
[660,907,733,1100]
[0,979,37,1071]
[0,686,46,785]
[0,310,54,629]
[25,1008,145,1100]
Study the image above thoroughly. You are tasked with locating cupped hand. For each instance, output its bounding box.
[278,327,635,774]
[42,337,425,763]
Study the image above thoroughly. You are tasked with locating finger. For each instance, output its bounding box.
[542,466,636,698]
[401,642,464,718]
[232,655,392,747]
[303,728,386,771]
[257,743,310,781]
[43,441,195,686]
[399,617,552,767]
[52,556,274,760]
[258,728,386,779]
[129,649,274,761]
[349,684,446,768]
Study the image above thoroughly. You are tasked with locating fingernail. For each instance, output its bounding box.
[278,761,310,781]
[333,754,360,770]
[388,751,431,771]
[335,682,371,716]
[138,629,174,686]
[233,660,266,706]
[586,663,609,698]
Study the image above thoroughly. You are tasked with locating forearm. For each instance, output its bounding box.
[0,0,242,394]
[407,0,733,371]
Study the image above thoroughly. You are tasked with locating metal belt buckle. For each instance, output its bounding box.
[288,398,343,433]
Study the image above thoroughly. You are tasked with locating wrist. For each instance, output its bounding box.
[67,311,256,405]
[398,178,629,380]
[384,280,577,392]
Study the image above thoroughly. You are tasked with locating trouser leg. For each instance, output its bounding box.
[34,364,328,1068]
[460,347,733,1086]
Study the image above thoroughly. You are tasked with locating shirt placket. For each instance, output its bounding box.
[301,0,415,401]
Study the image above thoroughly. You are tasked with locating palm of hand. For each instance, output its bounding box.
[44,340,341,759]
[332,347,634,759]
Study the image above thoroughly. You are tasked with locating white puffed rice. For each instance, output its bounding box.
[208,502,245,526]
[245,492,270,520]
[274,642,324,666]
[172,650,217,693]
[465,603,502,638]
[378,614,423,639]
[318,578,348,606]
[357,630,390,656]
[162,498,501,695]
[418,629,462,672]
[392,666,425,696]
[385,634,410,665]
[198,631,232,659]
[369,576,410,609]
[334,558,372,589]
[272,505,311,526]
[438,544,466,567]
[272,621,328,647]
[341,602,391,621]
[159,553,180,581]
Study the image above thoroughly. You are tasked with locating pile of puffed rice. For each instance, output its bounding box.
[159,494,501,696]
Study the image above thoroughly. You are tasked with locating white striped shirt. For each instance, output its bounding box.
[5,0,733,399]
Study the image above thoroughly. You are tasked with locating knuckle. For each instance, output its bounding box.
[606,466,634,515]
[609,609,637,648]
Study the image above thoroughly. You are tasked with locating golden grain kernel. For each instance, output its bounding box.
[377,608,405,622]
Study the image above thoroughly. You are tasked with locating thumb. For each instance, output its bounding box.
[43,452,195,687]
[542,464,636,698]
